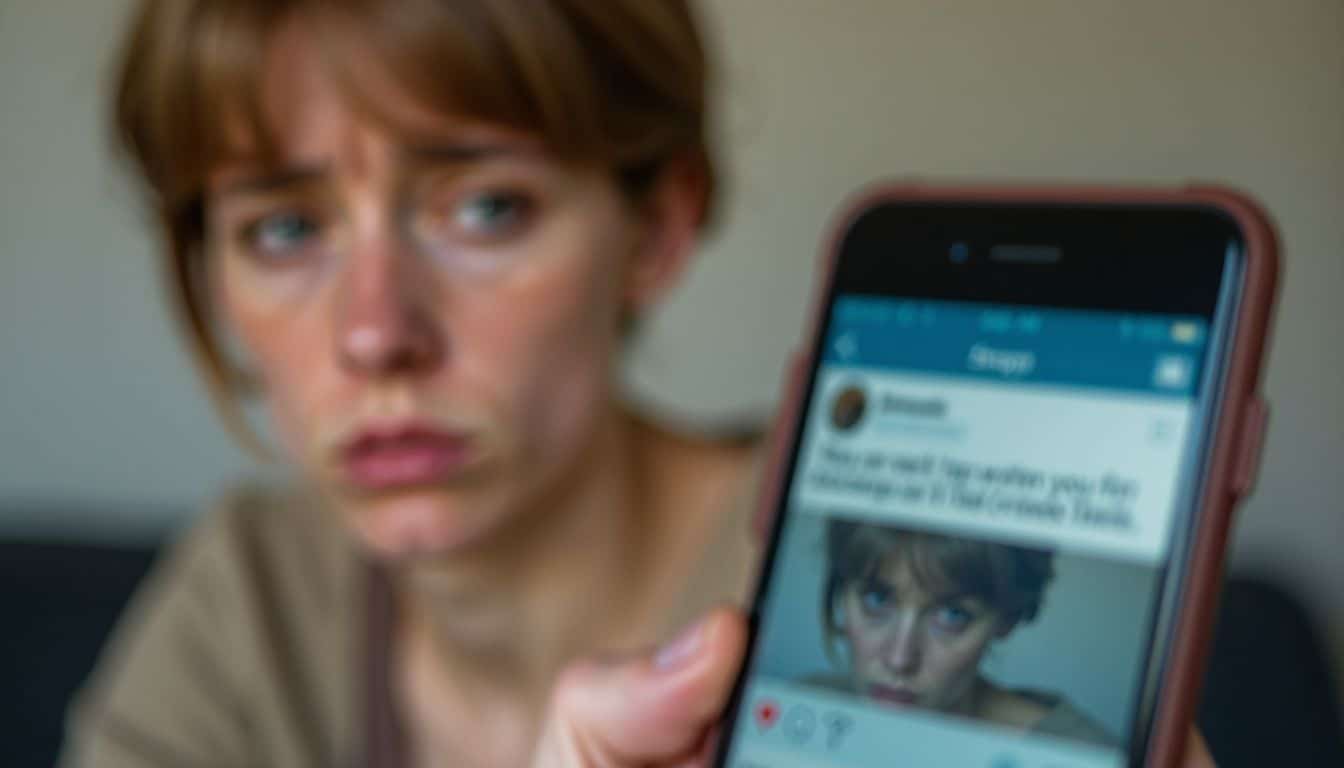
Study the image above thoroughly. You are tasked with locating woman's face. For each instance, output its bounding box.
[841,553,1004,712]
[205,24,682,559]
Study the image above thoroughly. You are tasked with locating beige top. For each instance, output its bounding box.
[59,482,760,768]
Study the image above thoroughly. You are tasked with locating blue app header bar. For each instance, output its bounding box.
[825,297,1209,397]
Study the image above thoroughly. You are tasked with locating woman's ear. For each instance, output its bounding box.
[623,155,709,312]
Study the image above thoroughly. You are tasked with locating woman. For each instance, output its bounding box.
[67,1,750,766]
[64,1,1215,766]
[821,519,1114,747]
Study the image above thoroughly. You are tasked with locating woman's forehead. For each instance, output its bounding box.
[252,21,453,155]
[865,545,964,599]
[206,140,546,205]
[872,553,935,596]
[208,20,542,193]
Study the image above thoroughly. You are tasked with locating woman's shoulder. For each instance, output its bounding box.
[632,408,767,530]
[635,408,766,472]
[634,410,768,632]
[198,484,355,601]
[61,484,360,767]
[1031,694,1117,748]
[999,688,1117,748]
[130,483,356,628]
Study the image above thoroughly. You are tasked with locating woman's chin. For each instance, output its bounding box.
[346,492,492,560]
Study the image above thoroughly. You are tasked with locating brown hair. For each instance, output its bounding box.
[111,0,717,451]
[822,519,1055,656]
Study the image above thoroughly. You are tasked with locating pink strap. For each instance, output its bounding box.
[362,564,407,768]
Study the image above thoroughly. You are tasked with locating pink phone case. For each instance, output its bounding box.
[749,182,1281,767]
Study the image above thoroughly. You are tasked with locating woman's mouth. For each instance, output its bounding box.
[339,424,474,491]
[868,683,919,707]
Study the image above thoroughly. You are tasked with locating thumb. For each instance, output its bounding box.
[532,607,747,768]
[1183,729,1217,768]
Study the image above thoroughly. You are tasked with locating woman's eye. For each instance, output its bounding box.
[931,603,974,633]
[240,212,321,263]
[858,581,893,616]
[451,190,533,238]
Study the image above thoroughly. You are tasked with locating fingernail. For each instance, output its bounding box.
[655,618,705,670]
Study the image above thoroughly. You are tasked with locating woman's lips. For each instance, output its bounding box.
[339,425,473,491]
[868,684,918,707]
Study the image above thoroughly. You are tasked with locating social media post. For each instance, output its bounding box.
[724,678,1121,768]
[791,365,1197,563]
[728,511,1157,767]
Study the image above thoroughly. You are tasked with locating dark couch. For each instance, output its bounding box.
[3,536,1341,767]
[2,538,160,767]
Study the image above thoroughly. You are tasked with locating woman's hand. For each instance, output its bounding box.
[531,608,746,768]
[530,606,1217,767]
[1185,730,1216,767]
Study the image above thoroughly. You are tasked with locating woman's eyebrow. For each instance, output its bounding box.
[404,141,534,165]
[212,143,535,200]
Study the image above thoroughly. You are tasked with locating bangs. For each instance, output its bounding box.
[114,0,710,214]
[831,523,964,600]
[823,520,1056,644]
[311,0,591,153]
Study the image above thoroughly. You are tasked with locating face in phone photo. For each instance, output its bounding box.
[830,385,868,432]
[807,518,1120,748]
[823,520,1050,708]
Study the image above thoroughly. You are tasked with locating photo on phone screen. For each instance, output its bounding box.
[719,202,1247,768]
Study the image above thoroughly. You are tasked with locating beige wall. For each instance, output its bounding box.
[634,0,1344,656]
[0,0,261,529]
[3,1,1342,653]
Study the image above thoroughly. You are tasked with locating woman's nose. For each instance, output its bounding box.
[336,235,444,377]
[879,615,922,675]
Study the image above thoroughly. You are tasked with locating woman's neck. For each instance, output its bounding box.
[389,406,754,767]
[398,405,659,698]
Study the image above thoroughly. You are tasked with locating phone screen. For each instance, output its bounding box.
[718,204,1245,768]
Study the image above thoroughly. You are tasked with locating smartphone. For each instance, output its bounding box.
[715,184,1279,768]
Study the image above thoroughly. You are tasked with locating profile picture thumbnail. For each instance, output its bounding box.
[830,384,868,432]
